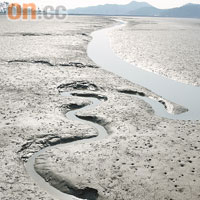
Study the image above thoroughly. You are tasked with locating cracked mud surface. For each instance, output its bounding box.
[0,15,200,200]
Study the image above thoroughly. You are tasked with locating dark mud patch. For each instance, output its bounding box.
[71,93,108,101]
[158,100,168,109]
[3,33,52,37]
[58,81,103,92]
[47,135,95,146]
[7,60,97,68]
[72,187,98,200]
[60,103,88,112]
[76,115,107,127]
[8,60,54,66]
[59,62,98,68]
[79,33,88,36]
[59,102,89,115]
[118,89,146,97]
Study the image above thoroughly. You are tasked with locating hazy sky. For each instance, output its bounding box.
[6,0,200,9]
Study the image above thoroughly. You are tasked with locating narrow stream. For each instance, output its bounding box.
[26,92,108,200]
[26,19,200,200]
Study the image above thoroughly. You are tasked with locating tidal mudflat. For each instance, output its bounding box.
[0,16,200,200]
[109,17,200,86]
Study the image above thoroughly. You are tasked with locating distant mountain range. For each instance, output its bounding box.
[69,1,151,16]
[68,1,200,18]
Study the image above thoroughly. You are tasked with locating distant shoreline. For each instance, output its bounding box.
[1,13,199,19]
[68,13,200,19]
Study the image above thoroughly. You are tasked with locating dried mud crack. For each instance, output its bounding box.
[7,60,98,68]
[58,81,103,92]
[8,59,55,66]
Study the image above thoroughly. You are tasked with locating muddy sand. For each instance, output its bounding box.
[0,16,199,200]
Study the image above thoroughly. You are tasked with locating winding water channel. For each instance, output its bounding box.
[88,20,200,120]
[26,92,107,200]
[26,20,200,200]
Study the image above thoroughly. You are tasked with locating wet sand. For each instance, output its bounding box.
[109,17,200,86]
[0,16,200,200]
